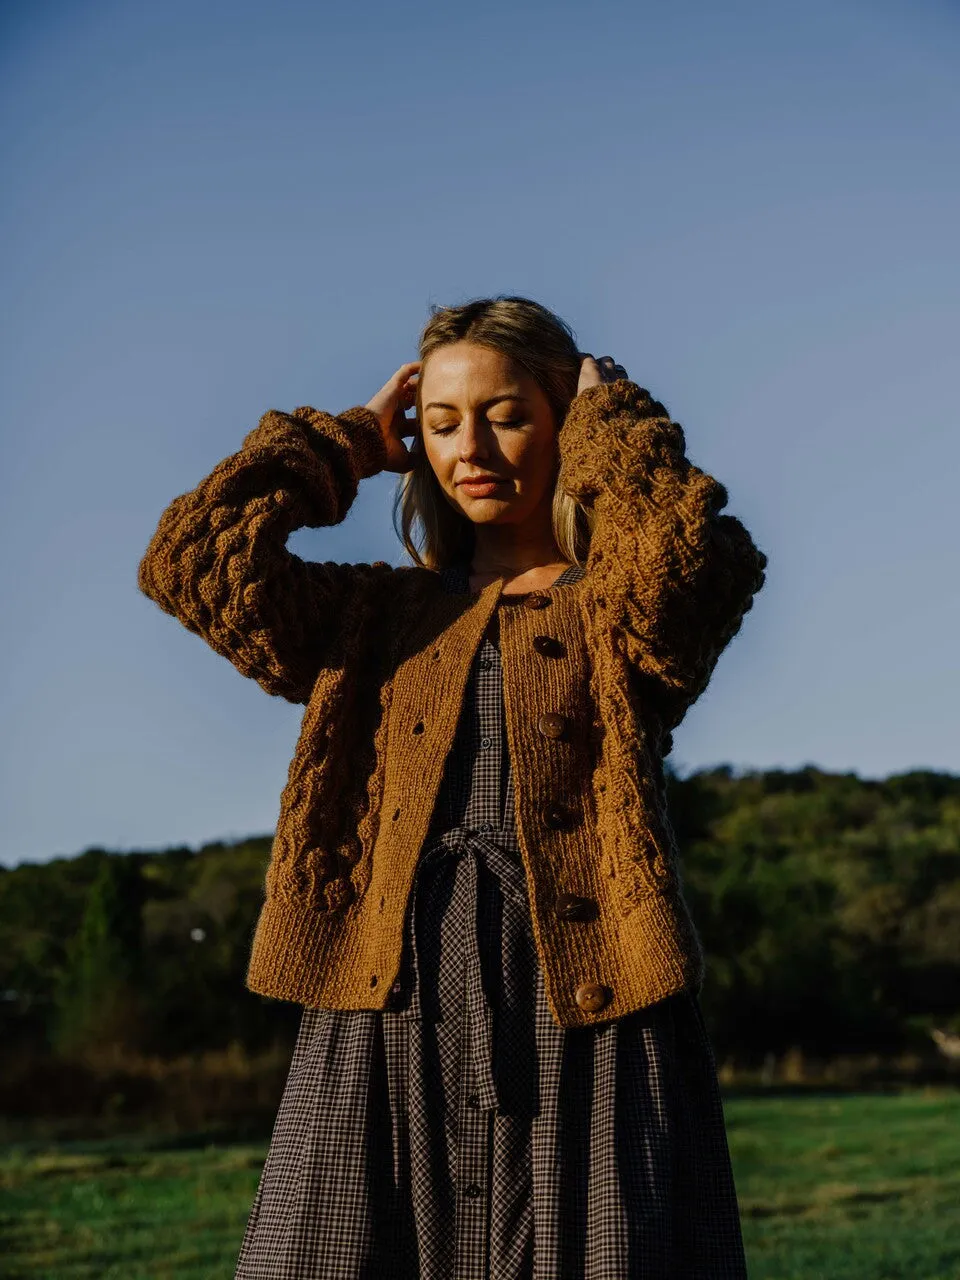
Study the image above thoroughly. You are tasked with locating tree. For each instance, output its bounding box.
[52,853,147,1059]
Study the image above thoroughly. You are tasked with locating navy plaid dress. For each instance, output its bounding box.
[235,563,747,1279]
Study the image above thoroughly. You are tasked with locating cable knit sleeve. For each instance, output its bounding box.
[557,380,768,734]
[137,403,390,704]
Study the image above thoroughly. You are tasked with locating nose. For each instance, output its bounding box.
[458,413,491,462]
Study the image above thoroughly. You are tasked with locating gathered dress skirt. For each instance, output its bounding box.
[235,565,748,1279]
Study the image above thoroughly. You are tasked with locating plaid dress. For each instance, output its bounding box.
[234,563,748,1279]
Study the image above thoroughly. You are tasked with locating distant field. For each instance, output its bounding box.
[1,1091,959,1279]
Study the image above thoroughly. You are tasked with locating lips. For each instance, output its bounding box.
[458,477,507,495]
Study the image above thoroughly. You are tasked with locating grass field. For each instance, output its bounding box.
[726,1091,960,1279]
[2,1091,958,1278]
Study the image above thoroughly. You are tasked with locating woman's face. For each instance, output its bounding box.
[418,341,559,527]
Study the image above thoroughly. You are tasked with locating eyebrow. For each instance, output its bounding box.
[423,394,528,412]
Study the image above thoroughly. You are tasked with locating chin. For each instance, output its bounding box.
[456,498,518,522]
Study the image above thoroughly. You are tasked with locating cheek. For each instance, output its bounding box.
[510,429,558,487]
[422,434,456,484]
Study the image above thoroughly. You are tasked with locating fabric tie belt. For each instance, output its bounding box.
[395,826,530,1113]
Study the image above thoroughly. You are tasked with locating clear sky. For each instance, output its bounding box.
[2,0,957,866]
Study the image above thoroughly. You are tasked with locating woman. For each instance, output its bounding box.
[138,296,767,1278]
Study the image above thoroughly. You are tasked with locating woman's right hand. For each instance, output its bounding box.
[365,361,421,473]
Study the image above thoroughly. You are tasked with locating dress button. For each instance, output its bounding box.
[556,892,597,922]
[523,593,550,610]
[574,982,609,1013]
[480,736,492,749]
[532,634,563,658]
[464,1182,482,1198]
[467,1091,481,1108]
[478,821,493,833]
[391,980,404,996]
[538,711,566,739]
[541,801,574,830]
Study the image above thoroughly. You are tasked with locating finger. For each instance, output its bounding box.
[395,361,422,382]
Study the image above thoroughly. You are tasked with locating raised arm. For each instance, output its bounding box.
[557,377,768,734]
[137,402,390,704]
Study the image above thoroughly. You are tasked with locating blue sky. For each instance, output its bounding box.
[2,0,957,865]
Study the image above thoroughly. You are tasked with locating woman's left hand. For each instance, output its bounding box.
[577,354,629,395]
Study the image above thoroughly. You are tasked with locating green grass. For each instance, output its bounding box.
[0,1138,263,1279]
[1,1092,958,1278]
[726,1090,960,1278]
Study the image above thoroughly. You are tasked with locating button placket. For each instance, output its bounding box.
[453,859,493,1280]
[457,1023,491,1212]
[399,830,510,1113]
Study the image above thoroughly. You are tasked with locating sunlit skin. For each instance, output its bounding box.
[365,343,627,594]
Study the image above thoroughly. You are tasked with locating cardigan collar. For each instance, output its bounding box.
[438,558,585,596]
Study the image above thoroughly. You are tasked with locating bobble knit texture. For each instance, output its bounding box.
[138,382,768,1027]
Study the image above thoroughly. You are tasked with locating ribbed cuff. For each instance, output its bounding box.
[336,404,389,479]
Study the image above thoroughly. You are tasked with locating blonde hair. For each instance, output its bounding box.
[393,295,595,571]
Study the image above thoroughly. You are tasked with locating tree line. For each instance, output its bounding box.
[2,764,959,1074]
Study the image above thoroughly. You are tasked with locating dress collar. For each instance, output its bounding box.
[438,559,585,596]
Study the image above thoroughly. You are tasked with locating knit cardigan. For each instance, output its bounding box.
[137,380,768,1028]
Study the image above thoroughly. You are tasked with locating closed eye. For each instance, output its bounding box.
[431,419,524,435]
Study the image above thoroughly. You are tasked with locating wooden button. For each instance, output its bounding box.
[574,982,608,1013]
[556,892,597,922]
[532,634,563,658]
[538,712,566,739]
[541,801,573,830]
[523,593,550,610]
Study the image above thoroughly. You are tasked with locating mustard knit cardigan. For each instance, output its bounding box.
[137,380,768,1028]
